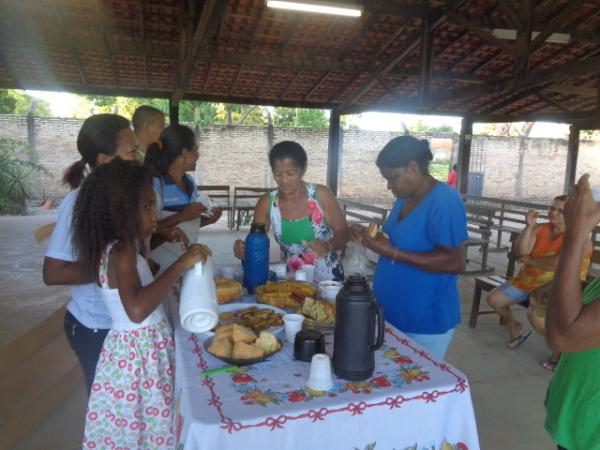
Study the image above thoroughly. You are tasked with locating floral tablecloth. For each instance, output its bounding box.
[174,317,479,450]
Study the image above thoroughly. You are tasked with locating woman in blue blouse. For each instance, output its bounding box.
[352,136,468,359]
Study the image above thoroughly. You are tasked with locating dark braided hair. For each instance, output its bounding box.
[144,124,197,176]
[63,114,131,189]
[72,158,154,282]
[376,135,433,174]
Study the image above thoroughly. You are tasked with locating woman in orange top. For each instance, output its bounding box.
[487,195,592,349]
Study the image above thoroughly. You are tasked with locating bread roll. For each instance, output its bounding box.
[208,336,233,358]
[367,223,379,238]
[232,341,265,359]
[255,331,280,354]
[232,324,257,344]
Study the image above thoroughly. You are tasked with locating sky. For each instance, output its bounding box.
[26,89,571,138]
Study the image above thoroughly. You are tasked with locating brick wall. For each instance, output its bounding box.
[2,114,599,207]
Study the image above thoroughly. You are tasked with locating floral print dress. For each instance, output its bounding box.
[83,242,176,449]
[269,183,344,282]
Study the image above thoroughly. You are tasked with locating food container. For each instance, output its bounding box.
[318,281,343,302]
[294,329,325,362]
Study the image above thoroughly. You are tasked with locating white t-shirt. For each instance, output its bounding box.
[45,188,112,329]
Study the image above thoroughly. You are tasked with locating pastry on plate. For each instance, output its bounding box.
[232,323,257,344]
[254,331,280,353]
[208,336,233,358]
[232,341,265,359]
[214,277,242,303]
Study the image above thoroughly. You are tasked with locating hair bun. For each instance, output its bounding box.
[420,139,433,161]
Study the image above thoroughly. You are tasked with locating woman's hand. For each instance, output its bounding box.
[361,232,394,258]
[163,227,189,250]
[302,239,330,257]
[180,203,207,222]
[233,239,245,260]
[201,206,223,226]
[564,174,600,238]
[349,224,366,242]
[525,210,539,227]
[177,244,212,270]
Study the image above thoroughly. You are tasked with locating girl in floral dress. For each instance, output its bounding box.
[234,141,349,282]
[72,158,211,449]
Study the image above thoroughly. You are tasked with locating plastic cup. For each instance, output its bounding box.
[306,353,333,391]
[283,314,304,343]
[302,264,315,283]
[295,269,307,281]
[221,266,235,279]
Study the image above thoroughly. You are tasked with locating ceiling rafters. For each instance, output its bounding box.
[337,0,468,114]
[51,0,87,86]
[137,0,148,89]
[497,0,523,30]
[93,0,120,88]
[173,0,228,104]
[229,6,265,97]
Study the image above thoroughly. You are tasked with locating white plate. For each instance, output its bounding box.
[211,303,286,336]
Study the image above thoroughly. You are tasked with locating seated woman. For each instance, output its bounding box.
[487,195,592,349]
[234,141,349,282]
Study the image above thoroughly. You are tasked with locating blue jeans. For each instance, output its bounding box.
[404,328,456,360]
[63,311,109,396]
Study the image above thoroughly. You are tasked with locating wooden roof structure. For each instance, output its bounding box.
[2,0,600,124]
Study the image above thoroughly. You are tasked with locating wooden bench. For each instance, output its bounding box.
[469,231,520,327]
[232,187,270,230]
[197,184,233,228]
[462,205,495,276]
[338,198,389,227]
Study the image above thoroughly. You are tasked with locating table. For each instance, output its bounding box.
[174,314,480,450]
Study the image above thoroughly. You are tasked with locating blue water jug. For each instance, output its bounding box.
[243,223,270,294]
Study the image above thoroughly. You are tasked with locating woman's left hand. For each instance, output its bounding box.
[361,232,395,258]
[302,239,330,257]
[164,227,190,250]
[201,207,223,226]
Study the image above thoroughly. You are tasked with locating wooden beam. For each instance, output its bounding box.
[337,0,467,113]
[497,0,523,30]
[169,98,179,124]
[516,0,584,57]
[419,4,433,107]
[457,117,473,195]
[479,85,547,115]
[537,92,569,112]
[173,0,227,104]
[327,108,342,196]
[564,125,580,194]
[446,11,517,57]
[93,0,119,88]
[512,0,534,79]
[546,84,597,97]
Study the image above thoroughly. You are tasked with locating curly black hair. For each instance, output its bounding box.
[72,158,154,283]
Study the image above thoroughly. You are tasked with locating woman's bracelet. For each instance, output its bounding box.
[391,248,398,265]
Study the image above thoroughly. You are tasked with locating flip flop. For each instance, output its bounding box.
[507,330,532,349]
[541,359,558,371]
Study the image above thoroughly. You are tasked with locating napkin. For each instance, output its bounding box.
[151,210,201,277]
[179,257,219,333]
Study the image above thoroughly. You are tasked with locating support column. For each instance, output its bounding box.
[327,108,342,196]
[457,117,473,195]
[564,125,580,194]
[169,98,180,125]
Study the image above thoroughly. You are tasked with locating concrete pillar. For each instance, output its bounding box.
[564,125,580,194]
[169,99,179,125]
[327,109,342,196]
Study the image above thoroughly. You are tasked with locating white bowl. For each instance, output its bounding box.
[318,281,343,302]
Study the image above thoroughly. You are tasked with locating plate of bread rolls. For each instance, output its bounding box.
[204,323,283,365]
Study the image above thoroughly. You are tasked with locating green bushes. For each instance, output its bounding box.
[0,136,47,214]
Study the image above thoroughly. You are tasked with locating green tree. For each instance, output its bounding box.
[409,119,454,134]
[273,107,328,129]
[0,89,51,116]
[0,136,47,214]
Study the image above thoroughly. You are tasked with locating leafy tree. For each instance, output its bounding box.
[409,119,454,134]
[0,136,47,214]
[273,107,328,129]
[0,89,51,116]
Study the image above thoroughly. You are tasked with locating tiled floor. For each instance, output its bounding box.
[2,215,556,449]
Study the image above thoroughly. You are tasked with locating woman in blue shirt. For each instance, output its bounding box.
[352,136,468,359]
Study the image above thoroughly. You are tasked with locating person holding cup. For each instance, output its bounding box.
[233,141,349,282]
[544,174,600,450]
